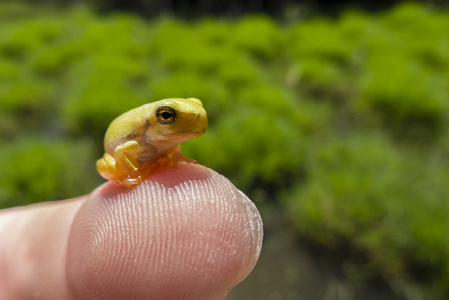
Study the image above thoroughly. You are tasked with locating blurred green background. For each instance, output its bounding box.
[1,1,449,299]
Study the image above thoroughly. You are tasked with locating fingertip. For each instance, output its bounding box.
[66,164,263,299]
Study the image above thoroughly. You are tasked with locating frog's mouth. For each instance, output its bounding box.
[164,130,206,138]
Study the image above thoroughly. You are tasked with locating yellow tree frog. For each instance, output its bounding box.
[96,98,208,187]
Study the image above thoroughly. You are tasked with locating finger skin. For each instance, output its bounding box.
[0,164,263,300]
[0,198,83,299]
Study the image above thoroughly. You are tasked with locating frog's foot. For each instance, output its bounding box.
[177,153,198,164]
[116,175,142,188]
[97,153,124,181]
[168,146,198,169]
[97,153,142,187]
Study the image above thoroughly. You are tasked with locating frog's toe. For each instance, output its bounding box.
[177,153,198,164]
[96,157,113,179]
[120,176,142,188]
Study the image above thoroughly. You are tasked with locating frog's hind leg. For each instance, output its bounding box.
[96,153,125,181]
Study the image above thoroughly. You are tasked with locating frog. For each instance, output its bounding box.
[96,98,208,187]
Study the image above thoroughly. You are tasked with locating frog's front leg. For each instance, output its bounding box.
[114,140,143,176]
[165,145,198,169]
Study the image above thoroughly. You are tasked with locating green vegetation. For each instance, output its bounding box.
[1,2,448,299]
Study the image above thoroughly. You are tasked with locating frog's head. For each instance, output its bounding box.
[149,98,208,144]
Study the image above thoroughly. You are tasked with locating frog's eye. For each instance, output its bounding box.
[156,106,176,124]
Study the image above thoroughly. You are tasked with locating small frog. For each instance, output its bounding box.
[96,98,208,187]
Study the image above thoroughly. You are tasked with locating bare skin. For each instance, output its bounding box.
[0,164,263,300]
